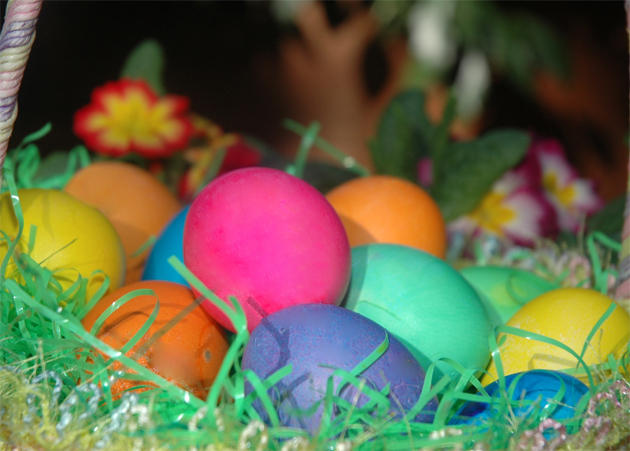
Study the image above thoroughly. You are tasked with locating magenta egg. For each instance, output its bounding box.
[183,167,351,332]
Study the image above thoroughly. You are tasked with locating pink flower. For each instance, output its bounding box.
[417,133,602,246]
[448,170,557,246]
[532,138,604,233]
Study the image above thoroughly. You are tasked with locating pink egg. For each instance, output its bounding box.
[183,167,351,332]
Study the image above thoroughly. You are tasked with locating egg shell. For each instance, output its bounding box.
[0,188,125,299]
[325,175,447,258]
[81,280,229,399]
[65,161,182,284]
[242,304,438,434]
[483,288,630,385]
[460,265,559,326]
[142,205,190,285]
[343,244,492,380]
[449,370,589,427]
[183,167,351,332]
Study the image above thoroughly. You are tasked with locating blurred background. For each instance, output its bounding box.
[1,0,628,201]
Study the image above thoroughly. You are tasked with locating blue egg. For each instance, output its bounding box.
[449,370,590,427]
[142,205,190,285]
[242,304,438,434]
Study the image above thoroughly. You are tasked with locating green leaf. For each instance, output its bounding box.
[431,90,457,169]
[370,89,433,182]
[432,129,530,221]
[586,194,626,241]
[119,39,167,96]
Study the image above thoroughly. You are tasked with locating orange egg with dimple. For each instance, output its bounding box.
[81,280,229,399]
[65,161,181,284]
[325,175,447,258]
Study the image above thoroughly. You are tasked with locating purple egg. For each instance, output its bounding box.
[242,304,437,434]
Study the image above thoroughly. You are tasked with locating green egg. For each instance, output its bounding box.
[460,266,559,326]
[342,243,492,381]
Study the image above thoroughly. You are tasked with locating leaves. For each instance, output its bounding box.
[369,90,434,183]
[370,89,531,221]
[431,129,530,221]
[119,39,167,96]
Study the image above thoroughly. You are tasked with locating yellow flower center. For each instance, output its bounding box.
[86,90,181,149]
[543,172,575,207]
[467,191,515,235]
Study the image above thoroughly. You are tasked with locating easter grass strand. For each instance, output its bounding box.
[75,272,110,320]
[167,256,246,333]
[0,169,25,280]
[494,324,596,388]
[283,119,371,177]
[241,364,294,412]
[577,302,619,375]
[87,289,157,336]
[205,298,249,414]
[285,121,320,179]
[505,371,567,421]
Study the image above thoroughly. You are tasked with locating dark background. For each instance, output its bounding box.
[1,1,629,198]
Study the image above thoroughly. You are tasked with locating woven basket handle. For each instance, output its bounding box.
[0,0,43,187]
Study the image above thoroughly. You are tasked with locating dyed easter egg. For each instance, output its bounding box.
[460,266,559,327]
[0,188,125,299]
[82,280,229,399]
[325,175,447,258]
[183,167,351,332]
[65,161,182,284]
[483,288,630,385]
[242,304,438,433]
[450,370,589,426]
[343,244,491,380]
[142,205,190,285]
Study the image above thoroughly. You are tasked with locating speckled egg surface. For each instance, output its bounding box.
[241,304,438,434]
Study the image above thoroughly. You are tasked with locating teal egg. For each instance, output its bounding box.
[343,244,491,381]
[460,266,559,326]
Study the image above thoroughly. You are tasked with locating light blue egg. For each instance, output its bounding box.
[142,205,190,285]
[342,243,492,382]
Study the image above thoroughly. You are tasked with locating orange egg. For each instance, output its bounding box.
[65,161,181,284]
[325,175,447,258]
[81,280,229,399]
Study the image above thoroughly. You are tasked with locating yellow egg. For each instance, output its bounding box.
[483,288,630,384]
[0,188,126,300]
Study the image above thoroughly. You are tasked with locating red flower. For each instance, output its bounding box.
[73,78,193,158]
